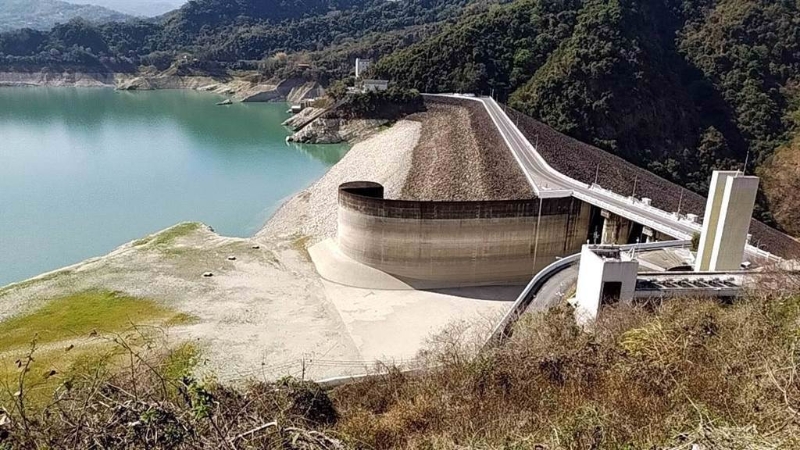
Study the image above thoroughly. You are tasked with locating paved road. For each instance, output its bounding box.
[476,96,777,261]
[527,265,578,312]
[479,97,701,239]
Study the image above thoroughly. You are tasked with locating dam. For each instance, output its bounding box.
[312,95,800,289]
[336,181,591,287]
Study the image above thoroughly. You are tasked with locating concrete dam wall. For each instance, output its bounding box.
[337,182,592,286]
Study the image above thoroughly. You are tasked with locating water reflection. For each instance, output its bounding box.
[0,88,350,286]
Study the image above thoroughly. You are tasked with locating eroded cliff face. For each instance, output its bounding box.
[287,117,390,144]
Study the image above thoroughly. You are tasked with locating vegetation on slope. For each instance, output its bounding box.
[0,290,189,409]
[2,275,799,448]
[0,0,479,75]
[759,134,800,238]
[328,86,425,119]
[0,0,129,33]
[376,0,800,229]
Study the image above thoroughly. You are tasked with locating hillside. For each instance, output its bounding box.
[63,0,184,17]
[3,283,799,448]
[0,0,129,32]
[0,0,478,77]
[0,0,797,234]
[376,0,800,231]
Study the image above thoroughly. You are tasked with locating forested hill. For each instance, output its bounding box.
[0,0,797,234]
[0,0,478,76]
[0,0,129,32]
[376,0,800,221]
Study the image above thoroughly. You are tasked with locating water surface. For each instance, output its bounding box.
[0,88,348,287]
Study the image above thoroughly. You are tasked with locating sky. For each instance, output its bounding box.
[65,0,186,17]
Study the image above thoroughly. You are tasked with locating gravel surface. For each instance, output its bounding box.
[404,97,533,201]
[503,107,800,259]
[258,120,420,243]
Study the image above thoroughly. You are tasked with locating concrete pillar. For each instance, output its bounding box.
[574,245,639,326]
[601,212,631,245]
[695,171,759,272]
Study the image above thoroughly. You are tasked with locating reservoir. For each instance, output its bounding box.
[0,88,348,287]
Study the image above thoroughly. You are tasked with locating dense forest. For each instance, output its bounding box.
[0,0,477,77]
[0,0,129,33]
[377,0,800,225]
[0,0,797,232]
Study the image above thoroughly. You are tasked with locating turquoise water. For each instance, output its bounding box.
[0,88,348,287]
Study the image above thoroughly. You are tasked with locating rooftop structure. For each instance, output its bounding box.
[355,58,371,79]
[574,244,746,326]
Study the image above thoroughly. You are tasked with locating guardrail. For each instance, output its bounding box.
[573,190,694,241]
[483,240,691,350]
[486,98,591,191]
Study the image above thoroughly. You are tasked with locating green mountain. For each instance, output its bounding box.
[63,0,184,17]
[0,0,797,232]
[375,0,800,227]
[0,0,130,32]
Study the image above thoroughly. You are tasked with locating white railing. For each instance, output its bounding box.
[573,190,694,241]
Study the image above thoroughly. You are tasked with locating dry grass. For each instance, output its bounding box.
[2,275,799,449]
[331,277,800,449]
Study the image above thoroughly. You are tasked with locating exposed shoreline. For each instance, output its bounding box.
[0,107,516,383]
[0,70,323,103]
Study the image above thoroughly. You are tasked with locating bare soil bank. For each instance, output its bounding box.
[0,71,322,103]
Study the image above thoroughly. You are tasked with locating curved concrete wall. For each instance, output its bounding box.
[337,182,591,286]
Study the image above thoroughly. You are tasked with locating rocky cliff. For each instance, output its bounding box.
[0,71,117,87]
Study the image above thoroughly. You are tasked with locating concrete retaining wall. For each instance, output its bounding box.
[337,182,591,286]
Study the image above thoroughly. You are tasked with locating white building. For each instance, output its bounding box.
[355,58,371,79]
[574,246,639,326]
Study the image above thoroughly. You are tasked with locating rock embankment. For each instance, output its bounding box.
[287,117,390,144]
[0,71,117,87]
[0,70,322,103]
[259,120,421,242]
[282,107,326,130]
[402,97,534,201]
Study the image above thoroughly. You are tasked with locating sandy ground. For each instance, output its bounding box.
[1,116,518,383]
[259,120,420,244]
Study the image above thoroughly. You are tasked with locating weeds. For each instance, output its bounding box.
[332,283,800,449]
[2,275,799,449]
[0,332,343,449]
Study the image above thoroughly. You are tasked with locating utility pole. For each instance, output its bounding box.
[594,164,600,186]
[742,149,750,176]
[677,190,684,217]
[631,175,638,199]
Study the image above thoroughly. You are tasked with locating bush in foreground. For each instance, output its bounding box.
[2,274,799,449]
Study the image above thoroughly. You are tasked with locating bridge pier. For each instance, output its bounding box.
[600,210,632,245]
